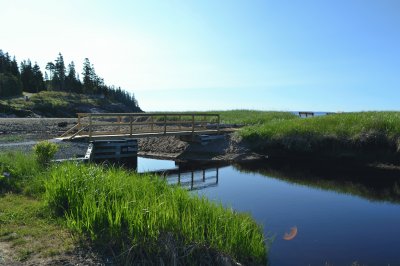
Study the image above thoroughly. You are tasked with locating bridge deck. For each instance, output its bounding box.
[57,129,229,141]
[60,112,225,140]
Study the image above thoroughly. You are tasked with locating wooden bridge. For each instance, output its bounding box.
[60,112,225,140]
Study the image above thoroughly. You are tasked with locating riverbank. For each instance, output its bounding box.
[1,111,400,164]
[0,150,267,265]
[240,111,400,163]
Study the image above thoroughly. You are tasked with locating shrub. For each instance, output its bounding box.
[33,141,58,166]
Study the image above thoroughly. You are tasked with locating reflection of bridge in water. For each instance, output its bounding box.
[147,163,226,191]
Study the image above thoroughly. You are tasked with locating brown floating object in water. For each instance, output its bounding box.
[283,226,298,241]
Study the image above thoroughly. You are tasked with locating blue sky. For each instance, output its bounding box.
[1,0,399,111]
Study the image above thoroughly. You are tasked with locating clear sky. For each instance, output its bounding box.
[1,0,399,112]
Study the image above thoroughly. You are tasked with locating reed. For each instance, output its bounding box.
[0,151,41,193]
[240,112,400,158]
[217,110,298,125]
[44,162,267,264]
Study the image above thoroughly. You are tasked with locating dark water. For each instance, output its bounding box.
[138,157,400,265]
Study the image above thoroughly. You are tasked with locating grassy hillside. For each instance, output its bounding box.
[0,91,141,118]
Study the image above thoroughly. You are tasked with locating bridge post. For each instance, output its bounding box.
[164,115,167,134]
[130,115,133,136]
[77,114,82,135]
[191,114,195,133]
[89,113,92,140]
[217,115,220,133]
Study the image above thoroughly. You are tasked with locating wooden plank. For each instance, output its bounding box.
[93,149,138,154]
[92,154,137,159]
[92,142,137,147]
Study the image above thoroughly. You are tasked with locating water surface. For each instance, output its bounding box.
[138,157,400,265]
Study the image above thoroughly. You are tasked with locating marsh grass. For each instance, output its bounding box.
[217,110,298,125]
[240,112,400,158]
[152,110,297,126]
[0,151,41,194]
[45,162,267,264]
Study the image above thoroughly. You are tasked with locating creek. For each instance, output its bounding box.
[137,156,400,265]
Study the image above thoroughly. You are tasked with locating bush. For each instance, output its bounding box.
[33,141,58,166]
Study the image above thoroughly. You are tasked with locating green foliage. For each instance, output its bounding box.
[152,110,297,125]
[20,60,45,93]
[218,110,298,125]
[0,151,40,193]
[33,141,58,166]
[1,49,140,112]
[0,73,23,97]
[240,112,400,157]
[45,163,267,264]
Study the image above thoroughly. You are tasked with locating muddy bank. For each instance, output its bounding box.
[138,134,265,162]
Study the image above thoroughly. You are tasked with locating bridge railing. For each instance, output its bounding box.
[61,112,220,139]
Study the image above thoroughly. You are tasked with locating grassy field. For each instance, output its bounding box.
[237,111,400,161]
[0,150,267,264]
[152,110,298,126]
[217,110,298,125]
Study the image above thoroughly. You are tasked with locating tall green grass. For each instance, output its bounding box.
[44,163,267,264]
[240,112,400,157]
[0,151,42,193]
[218,110,298,125]
[151,110,297,125]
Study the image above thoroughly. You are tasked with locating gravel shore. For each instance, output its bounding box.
[0,118,87,160]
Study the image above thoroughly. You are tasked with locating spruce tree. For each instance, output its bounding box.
[32,62,45,92]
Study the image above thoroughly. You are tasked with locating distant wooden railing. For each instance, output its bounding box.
[61,113,221,139]
[298,111,314,118]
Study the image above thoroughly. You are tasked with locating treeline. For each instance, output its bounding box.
[0,50,140,111]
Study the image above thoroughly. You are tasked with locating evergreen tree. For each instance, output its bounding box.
[20,60,35,92]
[66,61,82,93]
[32,62,45,92]
[0,73,23,97]
[0,50,23,97]
[45,62,55,90]
[54,52,66,90]
[45,62,55,80]
[10,57,19,77]
[82,58,97,94]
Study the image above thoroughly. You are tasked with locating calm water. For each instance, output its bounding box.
[138,157,400,265]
